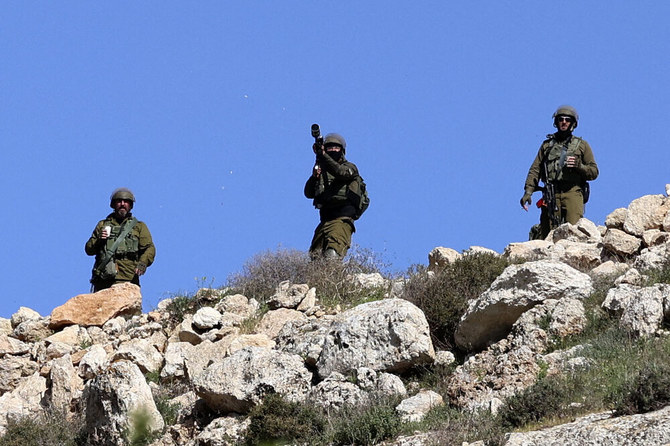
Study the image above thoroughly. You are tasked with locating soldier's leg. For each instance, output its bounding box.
[539,206,552,239]
[563,188,584,224]
[309,222,327,258]
[323,218,355,257]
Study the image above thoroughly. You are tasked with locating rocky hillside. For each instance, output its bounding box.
[2,186,670,445]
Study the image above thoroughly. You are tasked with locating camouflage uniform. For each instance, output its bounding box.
[523,132,599,239]
[305,137,359,258]
[86,212,155,292]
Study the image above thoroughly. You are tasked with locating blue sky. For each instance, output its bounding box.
[2,3,669,318]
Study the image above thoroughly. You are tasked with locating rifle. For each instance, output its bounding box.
[311,123,324,174]
[540,160,560,228]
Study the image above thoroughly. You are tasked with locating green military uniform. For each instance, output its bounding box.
[523,134,599,238]
[304,136,359,258]
[85,212,155,291]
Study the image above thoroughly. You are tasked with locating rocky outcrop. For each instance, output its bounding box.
[454,261,592,351]
[50,283,142,328]
[2,185,670,444]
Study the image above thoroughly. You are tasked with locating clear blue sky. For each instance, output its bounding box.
[2,3,669,318]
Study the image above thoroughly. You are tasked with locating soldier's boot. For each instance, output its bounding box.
[324,248,340,260]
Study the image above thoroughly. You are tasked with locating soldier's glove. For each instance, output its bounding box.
[520,193,532,208]
[135,262,147,276]
[312,142,323,154]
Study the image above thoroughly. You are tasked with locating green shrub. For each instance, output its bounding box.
[0,410,86,446]
[609,358,670,416]
[227,246,389,309]
[244,393,325,445]
[644,259,670,286]
[402,253,509,350]
[496,377,571,429]
[329,403,402,446]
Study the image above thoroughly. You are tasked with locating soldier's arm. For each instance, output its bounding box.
[137,222,156,268]
[84,221,105,256]
[304,176,317,199]
[318,154,358,180]
[576,141,599,181]
[523,147,544,194]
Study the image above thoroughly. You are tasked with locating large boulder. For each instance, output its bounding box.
[50,283,142,329]
[0,373,47,436]
[623,195,670,237]
[315,298,435,379]
[193,347,312,414]
[455,261,592,351]
[85,360,164,445]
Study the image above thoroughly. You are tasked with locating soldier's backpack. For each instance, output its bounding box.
[348,175,370,220]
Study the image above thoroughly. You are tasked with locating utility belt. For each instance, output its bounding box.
[113,252,138,261]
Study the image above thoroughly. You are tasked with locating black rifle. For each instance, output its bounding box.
[311,123,325,174]
[541,160,560,228]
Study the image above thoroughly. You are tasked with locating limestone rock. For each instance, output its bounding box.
[79,344,109,380]
[256,308,307,339]
[315,298,435,379]
[267,281,310,310]
[47,354,84,410]
[551,218,601,243]
[10,307,42,329]
[0,373,47,436]
[112,338,163,374]
[0,335,30,357]
[192,307,222,330]
[505,406,670,446]
[396,390,444,422]
[605,207,627,229]
[0,356,39,395]
[50,283,142,329]
[502,240,552,262]
[623,194,670,236]
[428,247,461,271]
[602,228,642,257]
[275,317,334,366]
[455,261,592,351]
[193,347,312,414]
[85,360,164,445]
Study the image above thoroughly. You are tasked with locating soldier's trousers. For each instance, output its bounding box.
[539,186,584,238]
[309,217,355,258]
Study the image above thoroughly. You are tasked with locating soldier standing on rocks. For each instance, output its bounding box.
[305,130,368,259]
[520,105,599,239]
[85,187,156,292]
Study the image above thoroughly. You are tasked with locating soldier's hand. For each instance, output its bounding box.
[313,142,323,155]
[520,193,532,211]
[313,165,321,177]
[135,262,147,276]
[566,155,577,168]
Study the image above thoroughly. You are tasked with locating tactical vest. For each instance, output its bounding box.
[314,169,369,220]
[542,136,583,183]
[105,219,140,259]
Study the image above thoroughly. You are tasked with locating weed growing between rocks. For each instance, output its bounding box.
[644,258,670,286]
[227,246,390,310]
[243,393,325,445]
[0,409,86,446]
[402,253,509,350]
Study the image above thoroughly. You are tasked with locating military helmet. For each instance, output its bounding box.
[109,187,135,208]
[324,133,347,152]
[552,105,579,130]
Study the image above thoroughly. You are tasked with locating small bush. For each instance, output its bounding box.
[0,410,85,446]
[644,259,670,286]
[243,393,325,445]
[402,253,509,350]
[227,246,389,309]
[609,361,670,416]
[496,377,571,429]
[329,403,402,446]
